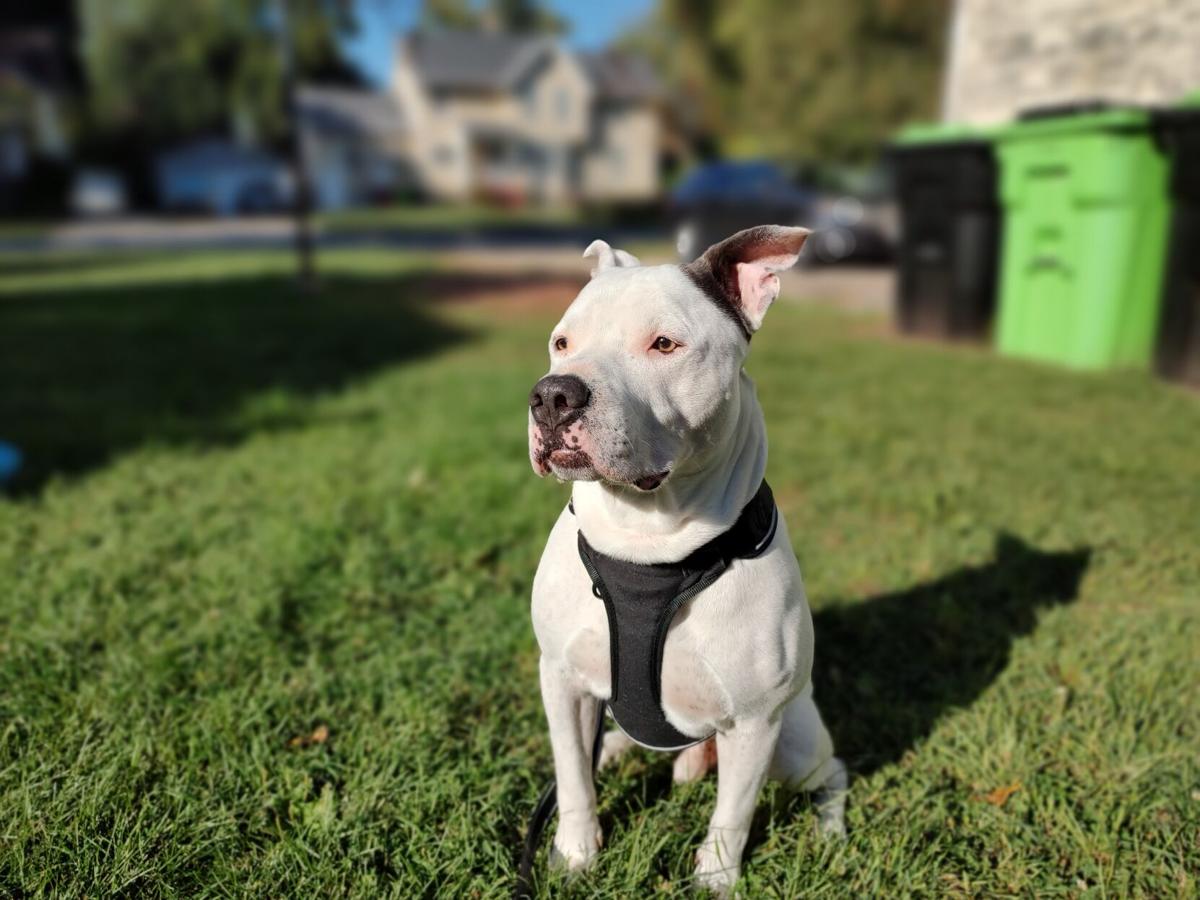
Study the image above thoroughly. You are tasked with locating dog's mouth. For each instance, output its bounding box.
[548,448,592,469]
[534,426,668,490]
[536,429,593,472]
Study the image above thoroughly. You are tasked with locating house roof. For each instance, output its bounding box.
[403,31,554,92]
[579,50,660,102]
[403,30,660,101]
[296,85,406,138]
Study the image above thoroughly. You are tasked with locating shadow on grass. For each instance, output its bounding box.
[0,269,476,494]
[813,532,1092,775]
[550,534,1091,890]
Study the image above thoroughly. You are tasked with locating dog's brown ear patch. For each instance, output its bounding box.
[682,225,810,335]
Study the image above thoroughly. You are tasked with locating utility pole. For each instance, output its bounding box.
[272,0,317,291]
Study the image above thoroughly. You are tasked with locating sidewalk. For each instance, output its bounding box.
[0,216,895,317]
[0,214,659,253]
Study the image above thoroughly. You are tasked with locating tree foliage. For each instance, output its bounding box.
[78,0,359,145]
[633,0,948,164]
[421,0,566,35]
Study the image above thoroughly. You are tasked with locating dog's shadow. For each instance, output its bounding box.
[811,531,1091,775]
[600,532,1090,820]
[564,533,1090,887]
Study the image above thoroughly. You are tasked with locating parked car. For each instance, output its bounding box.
[235,178,290,214]
[156,139,293,217]
[669,160,893,266]
[803,194,894,267]
[69,168,128,217]
[669,161,815,262]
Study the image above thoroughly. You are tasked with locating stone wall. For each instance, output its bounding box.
[943,0,1200,124]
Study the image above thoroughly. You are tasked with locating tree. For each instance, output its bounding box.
[78,0,358,145]
[635,0,948,165]
[421,0,481,31]
[421,0,566,35]
[486,0,566,34]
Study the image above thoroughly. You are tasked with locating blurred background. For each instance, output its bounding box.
[0,2,1195,369]
[1,0,961,493]
[3,0,1200,385]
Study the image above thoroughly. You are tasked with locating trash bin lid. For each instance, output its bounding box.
[992,106,1152,141]
[891,122,993,149]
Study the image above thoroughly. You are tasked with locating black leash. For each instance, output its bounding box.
[514,704,607,899]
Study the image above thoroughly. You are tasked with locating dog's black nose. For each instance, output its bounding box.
[530,374,591,431]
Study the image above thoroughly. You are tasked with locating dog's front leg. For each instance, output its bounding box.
[694,715,782,895]
[539,654,602,872]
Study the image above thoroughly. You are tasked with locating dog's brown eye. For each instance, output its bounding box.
[554,336,568,352]
[652,336,678,354]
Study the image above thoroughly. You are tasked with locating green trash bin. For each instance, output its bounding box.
[992,107,1172,370]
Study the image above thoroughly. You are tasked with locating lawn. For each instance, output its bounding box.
[316,202,584,234]
[0,249,1197,897]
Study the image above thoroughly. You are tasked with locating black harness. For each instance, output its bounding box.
[514,481,778,897]
[573,480,779,750]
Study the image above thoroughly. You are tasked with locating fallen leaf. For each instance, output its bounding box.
[979,781,1022,807]
[288,724,330,748]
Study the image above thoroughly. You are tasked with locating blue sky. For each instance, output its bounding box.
[344,0,654,86]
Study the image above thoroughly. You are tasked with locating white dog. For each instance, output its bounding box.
[527,225,846,894]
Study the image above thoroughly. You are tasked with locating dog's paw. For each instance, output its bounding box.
[693,835,741,897]
[550,820,602,873]
[597,729,634,771]
[815,811,846,841]
[813,756,848,840]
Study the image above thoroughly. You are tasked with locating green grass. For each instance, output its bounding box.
[316,202,583,234]
[0,219,56,241]
[0,249,1197,897]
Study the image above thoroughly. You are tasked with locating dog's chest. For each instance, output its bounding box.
[532,508,812,733]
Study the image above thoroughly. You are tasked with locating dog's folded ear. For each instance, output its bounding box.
[683,225,810,334]
[583,239,642,276]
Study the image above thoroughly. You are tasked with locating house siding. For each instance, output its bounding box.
[392,57,471,199]
[582,104,658,202]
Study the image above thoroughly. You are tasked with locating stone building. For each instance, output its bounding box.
[942,0,1200,123]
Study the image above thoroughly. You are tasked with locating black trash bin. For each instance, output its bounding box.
[890,125,1000,338]
[1154,99,1200,385]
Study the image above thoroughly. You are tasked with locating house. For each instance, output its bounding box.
[390,30,662,204]
[155,139,292,216]
[296,85,413,210]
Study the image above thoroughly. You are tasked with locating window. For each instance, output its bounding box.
[555,89,570,122]
[433,145,455,165]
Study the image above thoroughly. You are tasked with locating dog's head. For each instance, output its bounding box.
[528,225,809,491]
